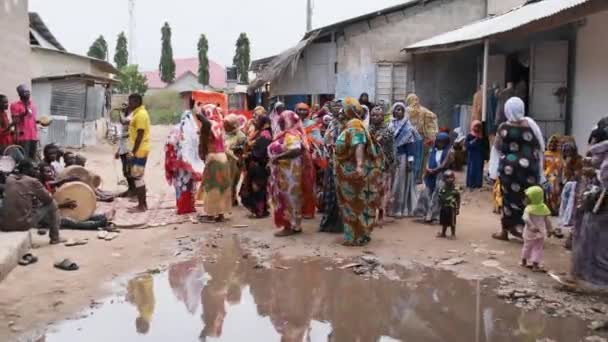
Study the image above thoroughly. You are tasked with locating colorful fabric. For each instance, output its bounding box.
[240,126,272,218]
[165,111,204,214]
[9,101,37,141]
[0,111,13,146]
[369,119,395,172]
[335,118,382,244]
[129,105,151,158]
[406,94,438,142]
[389,103,420,149]
[131,157,147,179]
[224,122,247,199]
[268,131,304,229]
[200,152,232,216]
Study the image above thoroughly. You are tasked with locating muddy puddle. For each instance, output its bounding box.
[40,240,590,342]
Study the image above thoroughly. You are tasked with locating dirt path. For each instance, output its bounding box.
[0,126,606,341]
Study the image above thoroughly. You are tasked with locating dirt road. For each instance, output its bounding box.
[0,126,606,341]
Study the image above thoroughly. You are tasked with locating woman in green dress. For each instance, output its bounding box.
[334,97,383,246]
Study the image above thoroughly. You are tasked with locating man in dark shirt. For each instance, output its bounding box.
[0,159,69,244]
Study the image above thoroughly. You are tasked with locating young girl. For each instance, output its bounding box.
[465,120,484,189]
[521,186,554,272]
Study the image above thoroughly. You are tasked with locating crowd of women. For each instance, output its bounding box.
[164,93,608,289]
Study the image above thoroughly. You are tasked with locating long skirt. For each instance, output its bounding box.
[200,153,232,217]
[174,170,196,215]
[269,158,302,230]
[319,160,343,233]
[558,181,577,227]
[240,162,270,218]
[389,154,418,218]
[227,156,241,205]
[414,139,425,182]
[571,210,608,287]
[414,177,443,222]
[379,171,392,213]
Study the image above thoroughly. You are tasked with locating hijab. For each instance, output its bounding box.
[390,102,420,147]
[342,97,362,120]
[224,114,247,133]
[524,186,551,216]
[504,97,545,151]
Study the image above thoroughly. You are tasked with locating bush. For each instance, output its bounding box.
[144,90,182,125]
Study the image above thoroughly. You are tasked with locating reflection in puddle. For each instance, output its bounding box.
[43,240,588,342]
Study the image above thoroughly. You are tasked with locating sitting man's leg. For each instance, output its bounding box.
[61,214,109,230]
[32,201,63,244]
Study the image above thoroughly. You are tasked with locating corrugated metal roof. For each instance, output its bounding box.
[405,0,593,52]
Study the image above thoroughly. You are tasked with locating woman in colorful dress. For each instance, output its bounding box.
[224,114,248,206]
[268,111,312,237]
[388,102,421,218]
[295,102,327,216]
[319,102,344,233]
[465,120,485,189]
[165,104,204,215]
[334,97,382,246]
[368,105,395,224]
[198,105,232,222]
[543,134,563,214]
[489,97,545,241]
[406,94,439,182]
[557,138,583,228]
[240,115,272,218]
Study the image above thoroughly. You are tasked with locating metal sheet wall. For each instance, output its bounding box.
[50,80,86,119]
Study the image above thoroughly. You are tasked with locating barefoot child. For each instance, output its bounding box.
[437,170,460,239]
[521,186,554,272]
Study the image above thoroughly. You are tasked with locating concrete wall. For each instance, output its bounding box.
[166,73,205,93]
[0,0,30,99]
[272,41,336,96]
[487,0,526,15]
[31,81,52,117]
[31,48,109,79]
[335,0,486,104]
[572,10,608,151]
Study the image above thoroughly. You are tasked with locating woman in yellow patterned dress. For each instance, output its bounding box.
[335,98,382,246]
[544,134,563,214]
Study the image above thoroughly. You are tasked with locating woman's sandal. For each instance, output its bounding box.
[18,253,38,266]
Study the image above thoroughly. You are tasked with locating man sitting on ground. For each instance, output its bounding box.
[0,159,72,244]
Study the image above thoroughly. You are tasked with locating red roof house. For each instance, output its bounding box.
[143,57,226,91]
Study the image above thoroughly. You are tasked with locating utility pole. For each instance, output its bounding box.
[306,0,313,32]
[128,0,137,65]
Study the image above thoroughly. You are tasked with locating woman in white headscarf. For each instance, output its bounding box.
[489,97,545,241]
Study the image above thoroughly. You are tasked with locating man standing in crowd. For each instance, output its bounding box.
[10,85,38,159]
[127,94,151,212]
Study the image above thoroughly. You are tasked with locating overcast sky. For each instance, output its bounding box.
[29,0,405,71]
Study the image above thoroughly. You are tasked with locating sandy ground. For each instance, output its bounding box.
[0,126,606,341]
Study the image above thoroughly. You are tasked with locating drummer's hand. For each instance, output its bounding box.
[59,200,78,210]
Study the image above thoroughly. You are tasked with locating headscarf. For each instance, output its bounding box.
[524,186,551,216]
[224,114,247,133]
[295,102,310,114]
[270,101,285,136]
[547,134,561,152]
[588,140,608,190]
[390,102,420,147]
[470,120,483,138]
[342,97,362,119]
[435,132,451,147]
[588,116,608,145]
[406,93,438,140]
[253,106,267,117]
[504,97,545,151]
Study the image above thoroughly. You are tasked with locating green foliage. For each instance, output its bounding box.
[144,90,181,125]
[114,32,128,69]
[87,35,108,60]
[159,22,176,83]
[197,34,210,86]
[233,33,251,84]
[116,65,148,95]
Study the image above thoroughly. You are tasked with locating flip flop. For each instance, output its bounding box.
[65,238,88,247]
[37,229,47,236]
[18,253,38,266]
[54,259,79,271]
[97,231,108,239]
[104,232,119,241]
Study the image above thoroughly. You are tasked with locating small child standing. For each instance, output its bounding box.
[521,186,554,272]
[437,170,461,239]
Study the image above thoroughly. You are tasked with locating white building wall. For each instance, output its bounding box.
[31,48,104,79]
[335,0,486,101]
[272,42,336,96]
[487,0,526,15]
[0,0,30,99]
[572,10,608,151]
[166,73,205,93]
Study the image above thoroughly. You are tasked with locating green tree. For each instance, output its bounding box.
[159,22,176,83]
[197,34,210,86]
[114,32,128,69]
[116,65,148,95]
[233,33,251,84]
[87,35,108,60]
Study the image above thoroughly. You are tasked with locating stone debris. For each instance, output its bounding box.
[439,258,466,266]
[585,336,608,342]
[589,320,608,331]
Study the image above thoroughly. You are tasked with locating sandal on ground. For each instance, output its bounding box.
[492,232,509,241]
[64,238,88,247]
[274,229,297,237]
[37,229,48,236]
[54,258,79,271]
[18,253,38,266]
[50,238,67,245]
[532,266,546,273]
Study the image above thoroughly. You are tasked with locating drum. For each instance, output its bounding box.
[54,181,97,221]
[58,165,100,189]
[3,145,25,163]
[38,116,52,127]
[0,156,16,173]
